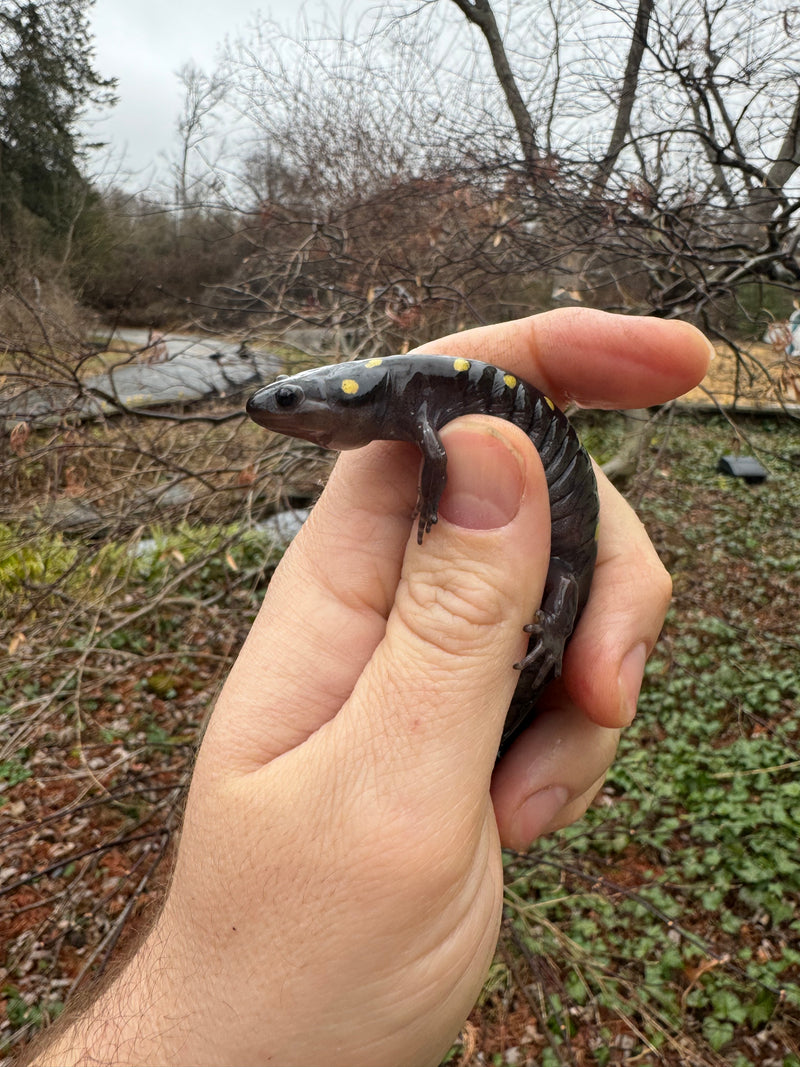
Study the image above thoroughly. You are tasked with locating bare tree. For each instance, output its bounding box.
[592,0,655,193]
[171,63,229,221]
[139,0,800,415]
[447,0,544,179]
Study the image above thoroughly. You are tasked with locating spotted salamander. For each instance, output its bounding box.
[246,354,599,754]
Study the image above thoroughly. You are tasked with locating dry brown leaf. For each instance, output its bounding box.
[9,631,26,655]
[9,421,30,456]
[237,463,257,487]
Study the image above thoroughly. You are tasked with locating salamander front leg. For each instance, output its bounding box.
[414,412,448,544]
[515,558,580,690]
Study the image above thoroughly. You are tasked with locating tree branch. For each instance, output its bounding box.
[593,0,654,194]
[767,87,800,191]
[447,0,542,179]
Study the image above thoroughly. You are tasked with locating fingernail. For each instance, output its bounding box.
[508,785,570,850]
[619,642,647,725]
[439,427,525,533]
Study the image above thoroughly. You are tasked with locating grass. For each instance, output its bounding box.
[1,409,798,1065]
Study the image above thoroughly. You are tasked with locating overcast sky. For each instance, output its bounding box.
[87,0,379,185]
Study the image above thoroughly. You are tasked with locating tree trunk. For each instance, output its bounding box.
[448,0,543,179]
[592,0,654,194]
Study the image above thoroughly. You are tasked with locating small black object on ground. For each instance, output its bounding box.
[717,455,769,483]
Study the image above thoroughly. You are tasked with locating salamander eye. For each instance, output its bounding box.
[274,384,302,408]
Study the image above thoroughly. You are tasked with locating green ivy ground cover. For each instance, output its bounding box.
[451,413,799,1066]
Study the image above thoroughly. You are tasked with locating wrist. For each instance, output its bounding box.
[30,914,199,1066]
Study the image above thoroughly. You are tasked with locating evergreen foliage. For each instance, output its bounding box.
[0,0,115,274]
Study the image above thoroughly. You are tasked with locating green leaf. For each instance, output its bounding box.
[702,1016,734,1052]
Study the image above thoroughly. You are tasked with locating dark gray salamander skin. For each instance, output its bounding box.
[246,354,599,755]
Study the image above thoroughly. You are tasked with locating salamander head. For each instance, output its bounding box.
[246,362,388,450]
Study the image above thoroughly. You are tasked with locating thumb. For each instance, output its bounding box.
[329,414,552,807]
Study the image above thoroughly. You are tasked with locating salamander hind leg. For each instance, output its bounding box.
[514,558,581,690]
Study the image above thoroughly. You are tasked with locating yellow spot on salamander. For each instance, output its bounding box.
[503,373,517,389]
[544,395,555,410]
[341,378,359,395]
[453,358,470,372]
[365,358,382,368]
[594,522,600,541]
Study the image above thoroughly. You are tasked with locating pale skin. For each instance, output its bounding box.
[32,309,711,1067]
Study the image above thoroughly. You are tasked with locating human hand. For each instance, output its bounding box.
[37,309,710,1067]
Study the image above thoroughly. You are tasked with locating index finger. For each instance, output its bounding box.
[414,307,712,408]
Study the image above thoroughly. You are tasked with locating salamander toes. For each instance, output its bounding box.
[514,612,566,686]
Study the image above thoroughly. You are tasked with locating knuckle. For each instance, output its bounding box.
[395,561,510,660]
[640,546,672,609]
